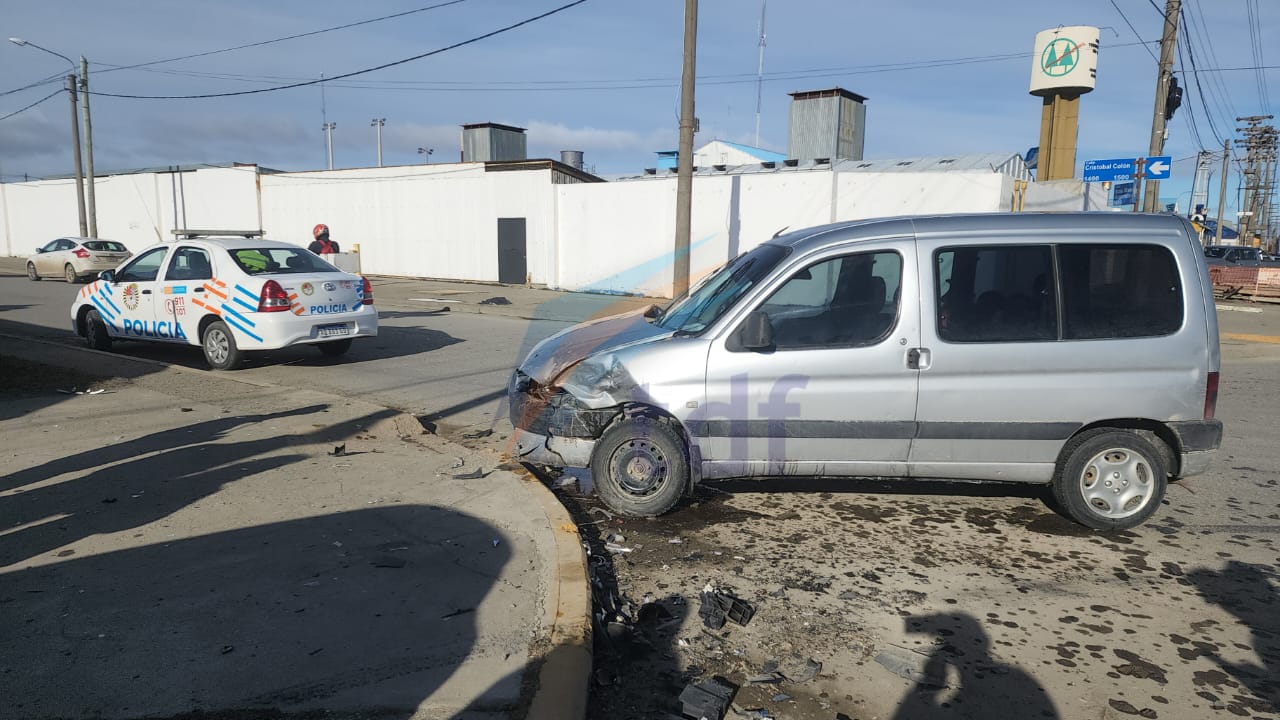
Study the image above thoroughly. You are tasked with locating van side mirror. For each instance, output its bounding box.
[738,310,774,351]
[98,270,115,283]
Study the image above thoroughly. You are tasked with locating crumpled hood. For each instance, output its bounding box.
[519,307,670,383]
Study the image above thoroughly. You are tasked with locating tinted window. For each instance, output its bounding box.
[116,247,169,282]
[936,245,1056,343]
[84,241,127,252]
[164,247,213,281]
[1060,244,1182,339]
[228,247,338,276]
[758,251,901,349]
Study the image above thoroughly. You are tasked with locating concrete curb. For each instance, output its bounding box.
[1,333,593,720]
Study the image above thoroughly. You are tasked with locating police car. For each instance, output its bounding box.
[70,230,378,370]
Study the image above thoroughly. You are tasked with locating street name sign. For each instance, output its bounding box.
[1082,156,1172,183]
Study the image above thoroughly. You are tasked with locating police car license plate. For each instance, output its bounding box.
[317,323,351,338]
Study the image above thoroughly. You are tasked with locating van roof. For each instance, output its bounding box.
[771,212,1191,253]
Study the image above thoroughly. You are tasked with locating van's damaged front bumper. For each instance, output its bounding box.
[508,370,619,468]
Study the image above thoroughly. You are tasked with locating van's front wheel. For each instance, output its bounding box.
[591,416,688,517]
[1052,429,1168,531]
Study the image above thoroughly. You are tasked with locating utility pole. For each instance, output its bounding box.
[371,118,385,168]
[1234,116,1275,244]
[673,0,699,297]
[66,74,88,236]
[1215,139,1230,244]
[323,122,336,170]
[1143,0,1181,212]
[80,56,97,237]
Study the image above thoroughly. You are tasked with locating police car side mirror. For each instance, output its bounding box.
[98,269,116,283]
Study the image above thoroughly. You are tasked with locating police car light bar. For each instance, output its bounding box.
[169,229,265,240]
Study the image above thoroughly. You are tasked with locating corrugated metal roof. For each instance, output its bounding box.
[616,152,1031,182]
[707,140,787,162]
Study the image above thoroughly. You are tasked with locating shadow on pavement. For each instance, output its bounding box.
[0,405,401,569]
[891,613,1059,720]
[0,505,510,719]
[1187,561,1280,714]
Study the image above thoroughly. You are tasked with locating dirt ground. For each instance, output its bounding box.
[529,468,1278,720]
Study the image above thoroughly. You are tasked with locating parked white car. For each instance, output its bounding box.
[28,237,132,283]
[69,233,378,370]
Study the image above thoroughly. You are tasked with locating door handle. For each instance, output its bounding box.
[141,289,152,295]
[906,347,931,370]
[193,287,205,293]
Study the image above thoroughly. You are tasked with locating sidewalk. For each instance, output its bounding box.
[0,340,588,720]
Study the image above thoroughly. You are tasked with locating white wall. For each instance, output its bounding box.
[2,163,1092,297]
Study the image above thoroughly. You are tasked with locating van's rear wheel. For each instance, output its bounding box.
[591,416,688,517]
[1052,429,1167,530]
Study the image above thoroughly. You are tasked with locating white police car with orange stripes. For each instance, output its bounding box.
[70,232,377,370]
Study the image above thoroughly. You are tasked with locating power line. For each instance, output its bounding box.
[1185,0,1239,135]
[1111,0,1160,63]
[1179,9,1223,145]
[89,0,590,100]
[93,0,471,75]
[0,88,62,122]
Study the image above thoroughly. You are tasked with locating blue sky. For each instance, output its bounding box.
[1,0,1276,212]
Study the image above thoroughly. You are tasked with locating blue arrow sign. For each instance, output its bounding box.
[1082,158,1137,183]
[1144,155,1172,180]
[1082,156,1174,183]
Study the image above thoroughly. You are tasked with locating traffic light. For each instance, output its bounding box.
[1165,75,1183,121]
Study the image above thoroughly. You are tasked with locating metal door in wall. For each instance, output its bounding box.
[497,218,527,285]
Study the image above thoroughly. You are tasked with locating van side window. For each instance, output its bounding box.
[936,245,1056,343]
[757,251,901,349]
[1059,244,1182,339]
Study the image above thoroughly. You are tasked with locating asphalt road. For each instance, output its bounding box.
[0,269,574,440]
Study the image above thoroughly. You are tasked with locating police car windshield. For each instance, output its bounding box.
[228,248,338,275]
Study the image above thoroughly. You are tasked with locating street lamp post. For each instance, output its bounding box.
[371,118,385,168]
[10,37,88,236]
[417,147,433,164]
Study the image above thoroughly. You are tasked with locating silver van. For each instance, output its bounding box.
[509,213,1223,530]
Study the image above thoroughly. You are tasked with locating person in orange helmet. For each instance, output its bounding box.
[308,223,340,254]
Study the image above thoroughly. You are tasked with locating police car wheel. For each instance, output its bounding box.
[84,309,112,351]
[202,320,243,371]
[317,339,353,357]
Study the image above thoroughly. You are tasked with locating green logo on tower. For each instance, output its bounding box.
[1040,38,1079,77]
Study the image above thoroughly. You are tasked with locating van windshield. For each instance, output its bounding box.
[655,243,790,334]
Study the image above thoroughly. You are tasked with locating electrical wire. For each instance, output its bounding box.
[1178,10,1223,146]
[89,0,590,100]
[0,88,62,122]
[91,0,471,75]
[0,70,70,99]
[1185,0,1239,137]
[1111,0,1160,63]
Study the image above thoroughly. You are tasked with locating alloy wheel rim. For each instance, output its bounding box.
[1078,446,1153,519]
[206,329,229,364]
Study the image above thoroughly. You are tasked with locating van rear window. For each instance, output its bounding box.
[1059,245,1182,339]
[934,243,1183,343]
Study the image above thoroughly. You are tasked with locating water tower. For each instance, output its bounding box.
[1029,26,1100,181]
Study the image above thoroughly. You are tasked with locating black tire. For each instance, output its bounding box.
[64,264,79,283]
[1050,428,1168,531]
[590,416,689,517]
[84,309,112,351]
[317,338,353,356]
[26,262,40,281]
[201,320,243,371]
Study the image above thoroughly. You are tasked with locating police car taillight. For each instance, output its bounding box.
[361,276,373,305]
[258,280,291,312]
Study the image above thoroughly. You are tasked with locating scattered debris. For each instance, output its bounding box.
[587,506,616,521]
[441,607,475,620]
[463,428,495,439]
[778,656,822,683]
[679,677,738,720]
[635,601,674,627]
[873,648,945,687]
[668,537,684,544]
[605,543,633,554]
[180,407,193,412]
[220,645,234,655]
[479,296,512,305]
[699,588,756,629]
[328,444,347,457]
[731,707,772,720]
[745,673,784,685]
[453,468,490,480]
[606,533,626,543]
[491,538,501,547]
[770,693,792,703]
[308,647,324,656]
[370,555,406,568]
[101,497,117,504]
[451,457,465,468]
